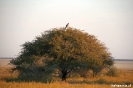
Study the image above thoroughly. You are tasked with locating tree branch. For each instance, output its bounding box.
[67,67,74,73]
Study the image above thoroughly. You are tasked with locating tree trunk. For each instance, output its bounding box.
[61,69,67,81]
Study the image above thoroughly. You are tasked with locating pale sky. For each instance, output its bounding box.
[0,0,133,59]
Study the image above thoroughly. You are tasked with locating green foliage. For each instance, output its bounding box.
[67,71,81,78]
[10,27,113,81]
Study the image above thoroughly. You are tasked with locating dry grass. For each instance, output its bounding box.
[0,67,133,88]
[0,81,113,88]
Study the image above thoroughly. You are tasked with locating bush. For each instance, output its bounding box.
[106,66,119,76]
[95,78,108,84]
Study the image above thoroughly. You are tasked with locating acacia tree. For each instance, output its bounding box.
[10,27,113,81]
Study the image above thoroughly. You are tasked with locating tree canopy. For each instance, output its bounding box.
[10,27,113,81]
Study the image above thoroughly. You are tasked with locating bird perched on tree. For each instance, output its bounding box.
[65,23,69,30]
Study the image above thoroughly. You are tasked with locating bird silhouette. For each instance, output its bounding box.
[65,23,69,30]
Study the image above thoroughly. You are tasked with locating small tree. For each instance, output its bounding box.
[10,27,113,81]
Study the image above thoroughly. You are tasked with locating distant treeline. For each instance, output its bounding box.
[113,59,133,61]
[0,57,133,61]
[0,57,16,59]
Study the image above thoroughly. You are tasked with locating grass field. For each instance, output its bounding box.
[0,67,133,88]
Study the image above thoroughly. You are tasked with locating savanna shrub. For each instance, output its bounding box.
[106,66,119,76]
